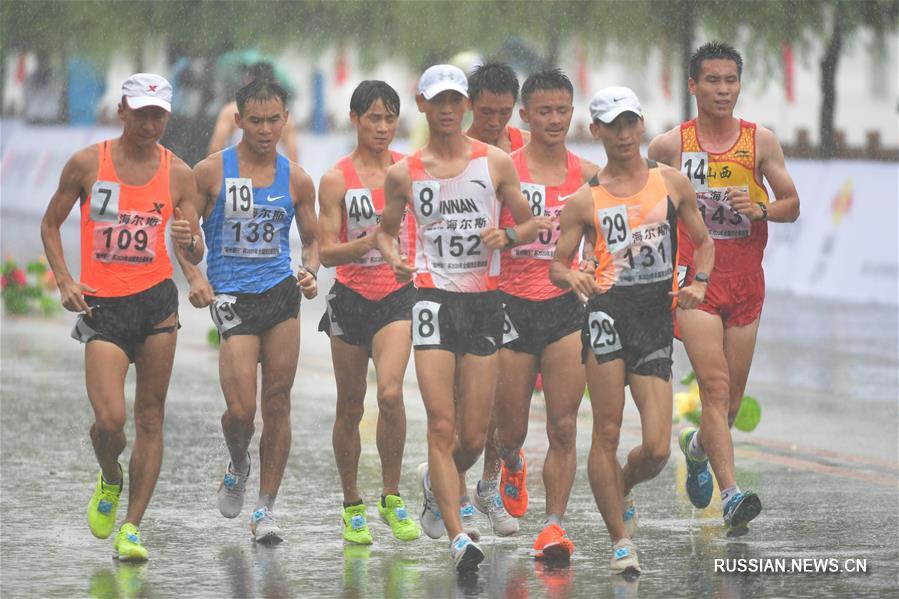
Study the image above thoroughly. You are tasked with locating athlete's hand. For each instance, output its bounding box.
[480,227,509,250]
[534,215,553,232]
[170,207,194,248]
[726,188,759,219]
[566,269,600,300]
[390,257,416,283]
[297,268,318,300]
[188,277,214,308]
[58,278,97,315]
[670,281,707,310]
[578,258,598,275]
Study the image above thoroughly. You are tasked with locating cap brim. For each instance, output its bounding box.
[596,107,641,124]
[420,83,468,100]
[125,96,172,112]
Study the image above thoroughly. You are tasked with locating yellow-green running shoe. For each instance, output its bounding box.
[87,465,123,539]
[113,523,149,562]
[379,495,421,542]
[342,503,373,545]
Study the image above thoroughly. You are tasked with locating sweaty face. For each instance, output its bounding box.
[521,89,573,146]
[689,58,741,118]
[119,103,170,145]
[470,91,516,143]
[352,98,398,152]
[237,98,287,153]
[417,90,467,135]
[590,112,645,161]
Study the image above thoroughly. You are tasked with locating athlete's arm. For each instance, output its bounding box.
[292,165,319,299]
[377,160,416,282]
[755,127,800,223]
[40,147,97,314]
[170,157,205,265]
[550,186,601,298]
[665,168,714,310]
[175,158,217,308]
[282,120,300,164]
[208,103,237,156]
[317,168,376,267]
[482,148,546,249]
[647,128,681,168]
[577,162,601,272]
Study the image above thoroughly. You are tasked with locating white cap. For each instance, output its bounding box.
[589,86,642,124]
[418,64,468,100]
[122,73,173,112]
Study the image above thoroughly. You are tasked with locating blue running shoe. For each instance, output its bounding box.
[723,490,762,531]
[678,428,713,508]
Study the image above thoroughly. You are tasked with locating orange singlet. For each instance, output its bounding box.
[334,150,415,301]
[80,140,173,297]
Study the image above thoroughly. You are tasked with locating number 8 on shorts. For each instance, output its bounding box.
[412,300,441,346]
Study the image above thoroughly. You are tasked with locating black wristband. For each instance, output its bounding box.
[756,202,768,221]
[302,268,317,281]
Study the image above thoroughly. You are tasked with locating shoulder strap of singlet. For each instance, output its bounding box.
[407,150,426,179]
[471,139,489,159]
[564,151,582,188]
[336,155,362,189]
[508,126,524,152]
[221,145,238,179]
[588,173,601,187]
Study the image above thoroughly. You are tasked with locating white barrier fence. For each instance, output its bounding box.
[2,121,896,305]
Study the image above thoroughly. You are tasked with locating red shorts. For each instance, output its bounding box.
[677,267,765,330]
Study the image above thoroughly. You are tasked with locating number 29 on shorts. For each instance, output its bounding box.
[589,310,622,356]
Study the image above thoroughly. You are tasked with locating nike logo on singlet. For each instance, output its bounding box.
[266,195,285,202]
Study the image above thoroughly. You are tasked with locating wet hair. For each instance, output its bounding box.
[468,62,519,104]
[244,62,275,83]
[350,80,400,117]
[520,68,574,107]
[236,78,288,114]
[689,42,743,81]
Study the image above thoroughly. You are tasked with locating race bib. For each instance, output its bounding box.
[597,204,631,255]
[92,210,160,264]
[681,152,709,193]
[325,291,344,336]
[210,294,242,334]
[412,300,441,346]
[221,206,285,258]
[502,305,520,345]
[344,188,384,266]
[412,180,443,227]
[697,187,751,239]
[224,178,254,219]
[614,221,674,286]
[521,182,546,218]
[89,181,120,222]
[513,206,562,261]
[588,311,622,355]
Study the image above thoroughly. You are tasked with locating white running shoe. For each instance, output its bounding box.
[418,463,446,539]
[609,538,641,576]
[218,453,250,519]
[472,481,519,537]
[251,506,283,544]
[459,499,481,541]
[450,532,485,572]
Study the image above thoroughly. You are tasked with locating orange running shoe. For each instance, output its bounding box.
[500,449,528,518]
[531,523,574,563]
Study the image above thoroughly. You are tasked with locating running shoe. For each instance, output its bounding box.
[623,491,638,538]
[723,490,762,533]
[251,506,283,544]
[531,523,574,563]
[379,495,421,542]
[450,533,485,572]
[678,428,713,508]
[217,453,250,519]
[417,462,445,539]
[87,464,123,539]
[459,499,481,541]
[499,449,529,518]
[113,523,149,562]
[609,538,640,576]
[342,503,373,545]
[472,483,519,537]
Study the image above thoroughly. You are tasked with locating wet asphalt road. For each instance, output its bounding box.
[1,278,897,598]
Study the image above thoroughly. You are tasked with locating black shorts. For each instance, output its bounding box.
[71,278,179,363]
[209,275,300,340]
[318,281,415,350]
[501,292,583,356]
[581,291,673,380]
[413,288,503,356]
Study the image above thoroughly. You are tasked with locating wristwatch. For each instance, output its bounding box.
[503,227,518,248]
[693,271,710,284]
[756,202,768,221]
